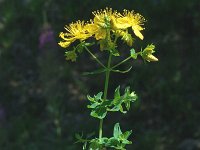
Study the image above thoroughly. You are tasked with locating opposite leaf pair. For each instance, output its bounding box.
[76,123,132,150]
[87,86,137,119]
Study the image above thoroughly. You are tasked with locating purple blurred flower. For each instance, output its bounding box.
[39,24,56,48]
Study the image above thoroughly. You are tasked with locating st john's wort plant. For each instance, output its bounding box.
[58,8,158,150]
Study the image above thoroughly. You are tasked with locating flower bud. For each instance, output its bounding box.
[141,44,158,62]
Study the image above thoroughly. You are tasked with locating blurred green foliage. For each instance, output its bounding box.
[0,0,200,149]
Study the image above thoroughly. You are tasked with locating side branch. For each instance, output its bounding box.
[84,46,106,69]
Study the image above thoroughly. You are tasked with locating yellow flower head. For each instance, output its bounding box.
[85,21,106,40]
[92,8,114,28]
[86,8,120,40]
[113,10,146,40]
[58,20,91,48]
[58,8,149,53]
[142,44,158,62]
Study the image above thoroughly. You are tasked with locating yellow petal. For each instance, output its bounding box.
[58,41,71,48]
[132,26,144,40]
[146,54,158,62]
[95,29,107,40]
[111,16,131,30]
[116,17,131,29]
[85,24,98,34]
[59,32,67,40]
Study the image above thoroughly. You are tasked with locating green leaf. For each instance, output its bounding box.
[122,130,132,140]
[130,48,137,59]
[119,105,127,113]
[110,87,124,112]
[113,86,122,105]
[108,105,120,112]
[123,88,137,110]
[82,68,106,76]
[87,95,94,102]
[87,92,103,103]
[94,92,103,101]
[99,137,109,145]
[101,100,112,107]
[105,137,120,147]
[90,106,107,119]
[87,92,113,119]
[90,123,133,149]
[109,86,137,113]
[124,87,137,102]
[122,139,132,145]
[125,101,131,110]
[87,102,99,109]
[114,86,120,99]
[110,48,120,56]
[112,66,132,73]
[109,98,123,112]
[89,140,101,150]
[113,123,122,138]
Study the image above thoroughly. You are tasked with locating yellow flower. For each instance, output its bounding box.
[58,20,91,48]
[86,8,119,40]
[85,22,107,40]
[112,10,145,40]
[92,8,113,28]
[142,44,158,62]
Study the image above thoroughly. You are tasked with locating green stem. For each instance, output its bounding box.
[99,52,112,139]
[84,46,106,69]
[111,51,142,69]
[111,56,132,69]
[99,119,103,139]
[103,53,112,100]
[114,36,119,44]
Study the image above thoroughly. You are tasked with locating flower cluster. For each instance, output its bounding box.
[58,8,158,62]
[58,8,145,48]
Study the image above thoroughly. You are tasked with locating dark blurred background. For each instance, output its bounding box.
[0,0,200,149]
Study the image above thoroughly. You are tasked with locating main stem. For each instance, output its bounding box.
[99,52,112,139]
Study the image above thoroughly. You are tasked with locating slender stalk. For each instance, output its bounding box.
[84,46,106,69]
[114,36,119,44]
[99,52,112,139]
[111,51,142,69]
[111,56,132,69]
[103,53,112,99]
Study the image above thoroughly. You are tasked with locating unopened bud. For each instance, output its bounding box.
[146,54,158,62]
